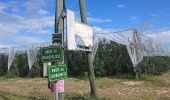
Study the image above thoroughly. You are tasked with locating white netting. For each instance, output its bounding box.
[27,46,39,70]
[8,47,17,71]
[92,29,170,70]
[0,42,51,71]
[1,28,170,73]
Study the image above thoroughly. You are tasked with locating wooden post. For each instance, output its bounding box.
[79,0,97,97]
[53,0,65,100]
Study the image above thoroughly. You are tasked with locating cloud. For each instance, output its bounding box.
[0,4,5,13]
[0,0,54,47]
[93,26,111,33]
[116,4,127,8]
[136,22,156,33]
[21,16,54,33]
[150,11,169,18]
[0,35,47,48]
[37,9,48,15]
[147,30,170,45]
[14,35,46,44]
[74,11,113,23]
[150,12,162,18]
[88,17,112,23]
[0,9,54,34]
[150,13,160,18]
[130,16,137,20]
[87,12,92,16]
[135,21,170,47]
[93,26,120,33]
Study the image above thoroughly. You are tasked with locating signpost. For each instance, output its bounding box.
[40,45,67,100]
[40,45,63,62]
[48,64,67,82]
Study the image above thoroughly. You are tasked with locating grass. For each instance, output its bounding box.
[143,71,170,87]
[0,72,170,100]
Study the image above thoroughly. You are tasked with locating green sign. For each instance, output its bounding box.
[40,45,63,62]
[48,64,67,82]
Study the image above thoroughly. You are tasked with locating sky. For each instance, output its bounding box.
[0,0,170,48]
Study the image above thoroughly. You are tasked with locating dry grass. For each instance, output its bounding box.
[0,72,170,100]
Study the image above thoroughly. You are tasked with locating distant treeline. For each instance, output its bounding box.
[0,39,170,78]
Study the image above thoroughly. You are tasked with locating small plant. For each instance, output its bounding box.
[28,88,51,100]
[5,72,18,79]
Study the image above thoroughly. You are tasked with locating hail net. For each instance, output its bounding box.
[0,42,51,71]
[8,47,17,71]
[27,46,39,70]
[92,29,170,71]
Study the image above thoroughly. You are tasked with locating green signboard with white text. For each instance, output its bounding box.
[48,64,67,82]
[40,45,63,62]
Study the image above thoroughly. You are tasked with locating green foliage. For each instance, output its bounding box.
[16,53,29,77]
[0,41,170,78]
[5,72,18,78]
[93,40,170,77]
[0,51,43,78]
[28,52,43,78]
[141,56,170,76]
[8,55,18,77]
[0,54,8,76]
[93,40,133,77]
[67,51,88,76]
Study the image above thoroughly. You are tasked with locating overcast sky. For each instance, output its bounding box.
[0,0,170,47]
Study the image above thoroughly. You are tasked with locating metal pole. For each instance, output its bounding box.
[79,0,97,97]
[54,0,65,100]
[55,81,59,100]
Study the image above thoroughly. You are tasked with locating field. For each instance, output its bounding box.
[0,72,170,100]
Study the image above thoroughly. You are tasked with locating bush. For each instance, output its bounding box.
[0,42,170,78]
[0,54,8,76]
[16,53,29,77]
[94,40,133,77]
[67,51,88,76]
[28,52,43,78]
[141,56,170,76]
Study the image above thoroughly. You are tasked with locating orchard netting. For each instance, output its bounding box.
[92,28,170,73]
[0,42,51,71]
[0,29,170,74]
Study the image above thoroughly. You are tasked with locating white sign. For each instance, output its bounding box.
[66,10,93,50]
